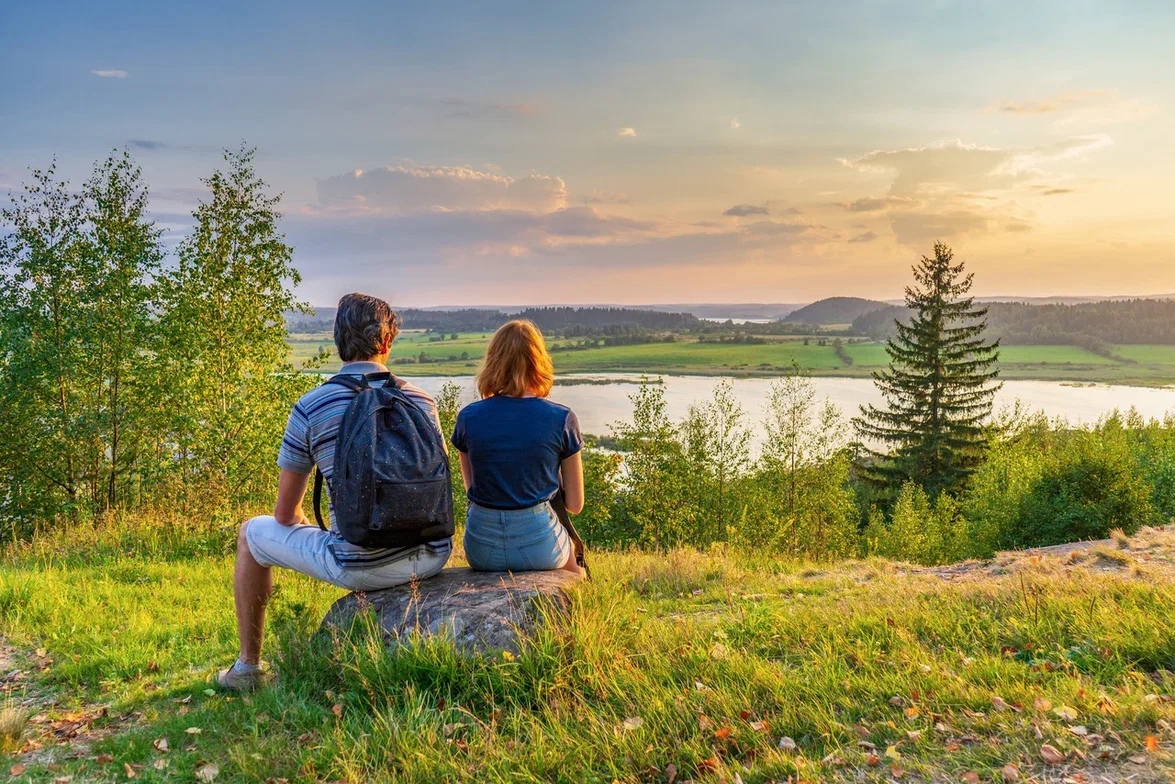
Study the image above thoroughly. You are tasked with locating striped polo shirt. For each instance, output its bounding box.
[277,361,452,567]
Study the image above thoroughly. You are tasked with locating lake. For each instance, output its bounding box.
[399,374,1175,437]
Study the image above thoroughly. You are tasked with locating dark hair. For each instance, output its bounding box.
[334,293,400,362]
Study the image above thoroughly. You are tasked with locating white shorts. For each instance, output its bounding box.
[243,516,450,592]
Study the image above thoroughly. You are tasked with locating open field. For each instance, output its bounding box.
[2,516,1174,782]
[288,331,1175,387]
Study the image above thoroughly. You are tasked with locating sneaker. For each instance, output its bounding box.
[216,661,271,692]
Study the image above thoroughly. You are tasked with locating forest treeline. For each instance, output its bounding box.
[289,306,701,335]
[853,299,1175,346]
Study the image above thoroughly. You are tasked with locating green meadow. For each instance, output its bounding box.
[2,516,1173,783]
[288,331,1175,387]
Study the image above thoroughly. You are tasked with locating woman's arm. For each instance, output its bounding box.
[458,451,473,492]
[559,451,584,514]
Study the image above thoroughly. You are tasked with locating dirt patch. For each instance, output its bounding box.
[920,525,1175,582]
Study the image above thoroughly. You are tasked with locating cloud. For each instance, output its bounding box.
[723,204,769,217]
[837,195,917,212]
[440,98,541,119]
[1041,188,1074,196]
[581,190,630,205]
[617,127,637,138]
[742,219,813,236]
[843,136,1111,196]
[998,89,1157,126]
[316,165,567,213]
[127,139,169,151]
[729,118,741,129]
[848,231,878,243]
[91,69,127,78]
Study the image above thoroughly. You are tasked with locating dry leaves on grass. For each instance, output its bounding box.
[1146,735,1160,753]
[195,762,219,781]
[153,737,168,752]
[778,736,797,751]
[1040,744,1066,764]
[621,716,643,731]
[1001,762,1021,780]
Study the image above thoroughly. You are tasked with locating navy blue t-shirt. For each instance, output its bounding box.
[451,396,584,510]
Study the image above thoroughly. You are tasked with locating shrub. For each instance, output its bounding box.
[1011,425,1157,547]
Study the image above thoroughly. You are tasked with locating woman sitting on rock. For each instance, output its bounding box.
[452,320,584,574]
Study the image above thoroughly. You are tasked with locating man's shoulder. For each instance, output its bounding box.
[293,378,351,413]
[395,379,437,412]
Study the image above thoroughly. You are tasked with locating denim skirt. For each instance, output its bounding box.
[463,501,572,572]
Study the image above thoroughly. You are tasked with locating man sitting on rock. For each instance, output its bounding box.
[218,293,452,691]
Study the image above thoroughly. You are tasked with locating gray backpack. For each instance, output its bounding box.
[313,373,454,548]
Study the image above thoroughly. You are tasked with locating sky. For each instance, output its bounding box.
[2,0,1174,307]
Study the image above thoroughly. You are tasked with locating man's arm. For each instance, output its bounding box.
[274,469,311,526]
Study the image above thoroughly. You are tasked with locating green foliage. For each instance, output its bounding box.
[156,146,314,509]
[0,154,165,529]
[435,382,468,527]
[1012,421,1157,547]
[856,242,1001,498]
[863,483,970,565]
[0,147,315,536]
[739,367,859,558]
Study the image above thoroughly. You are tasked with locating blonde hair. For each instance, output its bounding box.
[477,320,554,399]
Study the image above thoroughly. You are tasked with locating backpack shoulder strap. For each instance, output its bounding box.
[323,374,368,392]
[312,468,327,531]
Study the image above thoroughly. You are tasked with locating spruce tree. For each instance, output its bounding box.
[855,242,1000,497]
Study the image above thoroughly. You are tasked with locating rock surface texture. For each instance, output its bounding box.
[320,567,583,655]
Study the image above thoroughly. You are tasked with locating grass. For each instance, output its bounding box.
[288,331,1175,386]
[2,515,1174,782]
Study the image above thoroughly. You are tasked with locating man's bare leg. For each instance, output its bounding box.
[234,520,273,665]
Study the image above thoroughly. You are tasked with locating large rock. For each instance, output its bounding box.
[319,567,583,655]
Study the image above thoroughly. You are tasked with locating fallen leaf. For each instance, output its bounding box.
[331,704,342,719]
[778,736,797,751]
[906,730,922,742]
[961,773,979,784]
[185,727,201,735]
[54,778,73,784]
[865,752,880,767]
[738,709,752,721]
[714,726,733,741]
[153,760,167,771]
[124,762,137,779]
[203,689,215,697]
[1069,726,1089,737]
[904,707,920,719]
[992,696,1009,711]
[1041,744,1066,764]
[749,720,769,733]
[621,717,643,731]
[1034,697,1052,712]
[10,764,26,776]
[96,754,115,764]
[195,763,219,782]
[885,745,901,761]
[1146,735,1160,753]
[890,765,906,779]
[698,757,719,774]
[1054,706,1079,721]
[443,723,461,736]
[665,762,678,784]
[1001,763,1021,780]
[889,696,906,707]
[153,738,168,752]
